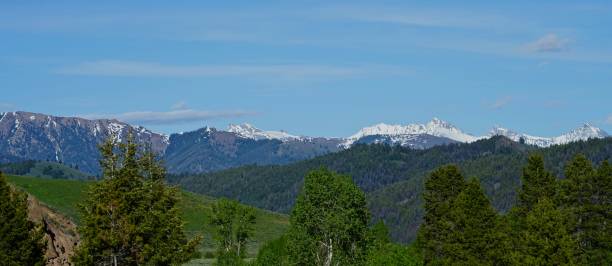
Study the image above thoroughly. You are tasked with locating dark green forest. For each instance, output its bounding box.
[169,136,612,242]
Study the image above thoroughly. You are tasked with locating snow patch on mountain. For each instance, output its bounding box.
[342,118,482,148]
[489,123,608,147]
[228,123,302,141]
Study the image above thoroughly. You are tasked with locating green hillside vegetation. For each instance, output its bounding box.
[6,175,289,263]
[417,155,611,265]
[1,160,91,180]
[169,136,612,242]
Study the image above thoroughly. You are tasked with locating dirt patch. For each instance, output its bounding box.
[27,196,80,266]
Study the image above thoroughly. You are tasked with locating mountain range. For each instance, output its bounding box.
[0,111,608,174]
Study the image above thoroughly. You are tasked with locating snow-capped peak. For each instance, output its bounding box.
[227,123,301,141]
[553,123,608,144]
[343,118,481,147]
[490,123,608,147]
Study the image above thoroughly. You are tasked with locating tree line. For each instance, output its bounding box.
[418,154,611,265]
[1,134,610,265]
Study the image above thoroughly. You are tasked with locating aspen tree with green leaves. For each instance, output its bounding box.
[287,168,370,266]
[211,198,256,266]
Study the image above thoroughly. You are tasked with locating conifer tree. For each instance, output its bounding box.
[516,154,558,216]
[514,198,576,265]
[447,178,509,265]
[287,168,370,266]
[417,165,466,265]
[211,198,256,266]
[0,172,46,266]
[72,135,200,266]
[560,156,612,264]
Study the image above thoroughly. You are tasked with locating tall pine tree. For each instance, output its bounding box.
[509,154,576,265]
[417,165,466,265]
[560,155,612,264]
[0,172,46,266]
[514,198,576,265]
[446,178,509,265]
[72,135,200,265]
[516,154,558,216]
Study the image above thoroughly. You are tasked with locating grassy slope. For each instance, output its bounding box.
[7,175,288,263]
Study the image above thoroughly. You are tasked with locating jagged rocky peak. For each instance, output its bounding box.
[0,111,169,174]
[227,123,301,141]
[343,118,481,147]
[490,123,608,147]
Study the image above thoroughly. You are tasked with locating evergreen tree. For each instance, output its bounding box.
[417,165,466,265]
[72,135,200,265]
[516,154,558,216]
[446,178,509,265]
[560,156,612,264]
[0,172,46,266]
[211,198,256,266]
[513,198,576,265]
[287,168,370,266]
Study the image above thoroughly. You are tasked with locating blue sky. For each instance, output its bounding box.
[1,1,611,137]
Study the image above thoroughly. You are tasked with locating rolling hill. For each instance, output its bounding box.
[6,175,289,264]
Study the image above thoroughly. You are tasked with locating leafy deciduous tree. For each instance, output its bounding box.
[211,198,256,266]
[287,168,370,266]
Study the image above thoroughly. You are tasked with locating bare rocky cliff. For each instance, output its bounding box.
[27,196,80,266]
[0,111,169,174]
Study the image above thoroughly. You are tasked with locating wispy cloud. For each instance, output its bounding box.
[606,114,612,125]
[55,60,412,79]
[318,6,514,30]
[171,101,189,111]
[82,109,254,125]
[526,34,569,53]
[488,96,512,110]
[0,103,16,112]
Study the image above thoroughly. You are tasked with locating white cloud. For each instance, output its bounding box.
[526,34,569,53]
[55,60,412,79]
[606,114,612,125]
[82,109,254,125]
[318,6,514,30]
[57,60,356,78]
[489,96,512,109]
[171,101,189,110]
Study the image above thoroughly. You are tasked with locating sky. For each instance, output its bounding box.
[1,1,611,137]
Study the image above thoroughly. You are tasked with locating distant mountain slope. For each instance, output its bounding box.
[0,111,168,174]
[0,160,91,180]
[168,136,612,242]
[163,127,342,173]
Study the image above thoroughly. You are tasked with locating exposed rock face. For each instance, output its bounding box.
[27,196,79,266]
[164,127,342,173]
[0,111,169,174]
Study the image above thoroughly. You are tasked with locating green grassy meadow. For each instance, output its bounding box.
[7,175,289,264]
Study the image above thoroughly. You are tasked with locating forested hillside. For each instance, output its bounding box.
[169,136,612,242]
